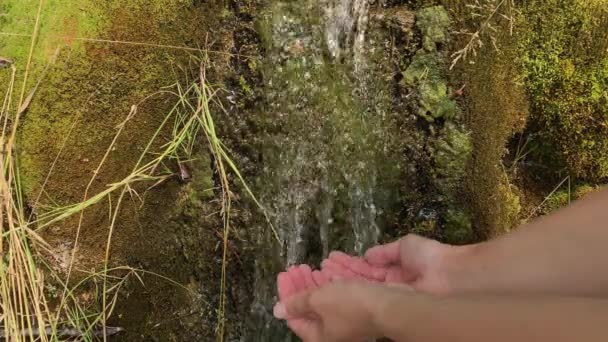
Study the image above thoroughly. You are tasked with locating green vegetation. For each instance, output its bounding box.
[518,0,608,181]
[541,183,599,214]
[416,5,451,51]
[402,51,441,85]
[419,81,460,122]
[0,0,265,341]
[400,5,475,243]
[433,123,472,199]
[438,0,527,237]
[404,7,459,123]
[3,0,608,340]
[0,0,96,72]
[443,209,473,244]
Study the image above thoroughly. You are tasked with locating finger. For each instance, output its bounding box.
[320,259,341,280]
[287,265,307,292]
[284,291,314,318]
[299,264,318,290]
[329,251,387,281]
[287,318,320,342]
[277,272,297,300]
[364,240,401,266]
[312,270,330,287]
[321,259,361,281]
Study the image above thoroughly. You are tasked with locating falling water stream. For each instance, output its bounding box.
[246,0,407,339]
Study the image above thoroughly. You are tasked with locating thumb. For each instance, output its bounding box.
[399,234,442,272]
[364,240,400,266]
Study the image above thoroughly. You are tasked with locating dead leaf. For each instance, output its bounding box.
[16,47,60,116]
[17,88,37,116]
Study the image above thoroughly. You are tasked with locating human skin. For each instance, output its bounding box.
[365,188,608,297]
[276,282,608,342]
[276,188,608,340]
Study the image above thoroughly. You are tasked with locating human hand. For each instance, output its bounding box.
[364,234,456,295]
[276,235,457,305]
[274,281,401,342]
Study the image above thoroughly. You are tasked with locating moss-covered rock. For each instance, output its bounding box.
[445,12,528,236]
[402,50,442,85]
[518,0,608,181]
[433,123,472,198]
[418,81,460,122]
[416,5,450,51]
[403,8,459,123]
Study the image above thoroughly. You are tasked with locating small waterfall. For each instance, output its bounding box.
[270,147,323,266]
[315,178,334,258]
[246,0,403,339]
[323,0,370,66]
[349,178,380,254]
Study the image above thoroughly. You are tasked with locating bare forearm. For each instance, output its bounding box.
[441,188,608,296]
[376,293,608,342]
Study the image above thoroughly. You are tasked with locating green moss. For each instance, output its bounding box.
[187,150,215,203]
[442,209,473,244]
[418,81,459,122]
[416,5,450,51]
[433,123,472,198]
[402,51,442,85]
[431,124,475,244]
[402,33,459,123]
[0,0,98,71]
[399,5,474,244]
[518,0,608,180]
[543,183,600,214]
[7,0,221,201]
[239,75,254,97]
[2,0,235,340]
[498,180,522,231]
[411,219,438,237]
[448,13,528,236]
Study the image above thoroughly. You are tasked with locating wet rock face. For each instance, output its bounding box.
[244,0,415,340]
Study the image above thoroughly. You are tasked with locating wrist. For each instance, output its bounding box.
[436,242,484,296]
[371,289,433,340]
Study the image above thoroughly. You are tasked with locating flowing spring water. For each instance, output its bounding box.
[246,0,405,339]
[323,0,370,66]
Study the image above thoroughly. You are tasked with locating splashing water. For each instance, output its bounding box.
[323,0,370,65]
[245,0,404,339]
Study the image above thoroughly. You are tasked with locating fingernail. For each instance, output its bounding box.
[273,302,287,319]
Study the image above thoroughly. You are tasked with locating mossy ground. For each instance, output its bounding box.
[1,0,251,340]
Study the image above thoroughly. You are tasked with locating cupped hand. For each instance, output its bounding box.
[364,234,455,295]
[274,281,405,342]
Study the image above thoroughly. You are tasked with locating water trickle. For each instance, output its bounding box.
[323,0,370,65]
[245,0,405,339]
[349,179,380,254]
